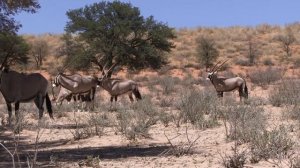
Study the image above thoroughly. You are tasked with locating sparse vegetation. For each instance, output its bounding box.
[116,97,158,140]
[249,126,294,163]
[222,104,266,143]
[178,89,220,129]
[269,79,300,106]
[249,66,284,87]
[3,12,300,167]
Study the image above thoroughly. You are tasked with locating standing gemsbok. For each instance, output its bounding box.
[97,63,142,104]
[0,59,53,126]
[52,73,98,110]
[206,60,248,101]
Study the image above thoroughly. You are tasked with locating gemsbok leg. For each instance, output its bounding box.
[6,103,12,126]
[128,92,134,102]
[15,102,20,132]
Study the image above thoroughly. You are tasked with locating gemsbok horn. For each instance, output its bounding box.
[206,60,248,101]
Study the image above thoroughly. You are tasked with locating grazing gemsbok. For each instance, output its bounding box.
[97,63,142,104]
[0,61,53,126]
[53,86,94,106]
[52,73,97,110]
[206,60,248,101]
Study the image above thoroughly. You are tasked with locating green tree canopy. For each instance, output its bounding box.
[64,1,175,71]
[196,36,219,70]
[0,32,30,67]
[0,0,40,33]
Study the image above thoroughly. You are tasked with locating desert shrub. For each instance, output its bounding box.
[269,79,300,106]
[249,126,294,163]
[249,66,284,86]
[222,105,265,143]
[222,150,246,168]
[158,76,180,95]
[68,111,111,140]
[262,57,274,66]
[293,57,300,68]
[158,112,173,127]
[284,105,300,122]
[159,97,174,107]
[177,89,220,129]
[116,97,158,140]
[69,112,88,140]
[79,155,101,167]
[179,73,200,86]
[86,113,111,137]
[290,156,300,168]
[235,58,252,66]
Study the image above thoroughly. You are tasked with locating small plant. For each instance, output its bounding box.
[249,66,284,87]
[178,89,220,129]
[263,57,274,66]
[269,79,300,106]
[79,155,101,168]
[249,126,294,162]
[163,126,201,157]
[158,76,179,95]
[86,113,111,137]
[116,97,158,140]
[158,112,173,127]
[221,105,265,143]
[235,58,252,66]
[221,150,246,168]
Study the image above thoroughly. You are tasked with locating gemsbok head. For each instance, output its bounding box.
[97,62,142,104]
[206,60,248,101]
[0,56,53,127]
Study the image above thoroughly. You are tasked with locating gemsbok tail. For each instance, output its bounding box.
[244,81,248,99]
[45,93,54,119]
[133,87,142,100]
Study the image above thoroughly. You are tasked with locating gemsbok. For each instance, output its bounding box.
[52,73,97,110]
[0,62,53,127]
[206,60,248,101]
[97,63,142,104]
[53,86,94,106]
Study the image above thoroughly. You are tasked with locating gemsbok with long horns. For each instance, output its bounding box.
[52,73,97,110]
[97,62,142,104]
[206,60,248,101]
[0,57,53,127]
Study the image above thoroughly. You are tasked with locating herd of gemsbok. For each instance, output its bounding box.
[0,56,247,127]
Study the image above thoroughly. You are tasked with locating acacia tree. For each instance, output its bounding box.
[246,34,260,65]
[0,0,39,67]
[30,39,49,68]
[0,32,30,67]
[0,0,40,33]
[64,1,176,70]
[196,36,219,70]
[276,29,296,58]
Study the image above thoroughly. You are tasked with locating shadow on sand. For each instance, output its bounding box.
[0,129,172,167]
